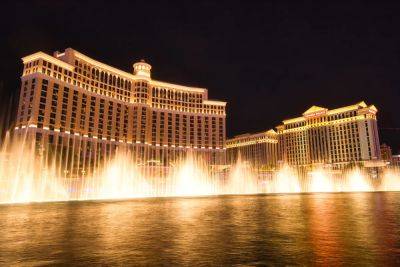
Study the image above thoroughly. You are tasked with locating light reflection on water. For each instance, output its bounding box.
[0,192,399,265]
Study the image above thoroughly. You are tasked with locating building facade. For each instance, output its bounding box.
[227,101,381,168]
[392,154,400,166]
[380,143,393,163]
[16,48,226,170]
[226,130,279,170]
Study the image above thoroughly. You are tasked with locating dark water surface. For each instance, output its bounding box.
[0,192,399,266]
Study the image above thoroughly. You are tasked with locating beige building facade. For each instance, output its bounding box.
[16,48,226,168]
[227,101,381,168]
[226,130,279,169]
[380,143,393,163]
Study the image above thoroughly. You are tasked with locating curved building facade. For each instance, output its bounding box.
[16,48,226,170]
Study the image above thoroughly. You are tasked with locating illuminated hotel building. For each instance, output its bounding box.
[277,102,380,166]
[227,101,381,168]
[380,143,392,163]
[15,48,226,167]
[226,130,279,169]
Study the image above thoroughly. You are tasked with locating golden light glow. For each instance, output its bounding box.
[72,48,138,80]
[345,169,372,192]
[282,101,376,125]
[309,169,334,193]
[271,165,301,193]
[151,79,207,93]
[0,133,399,204]
[22,51,75,71]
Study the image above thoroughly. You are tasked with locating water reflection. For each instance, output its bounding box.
[307,194,344,265]
[0,193,399,265]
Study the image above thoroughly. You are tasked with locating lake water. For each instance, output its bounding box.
[0,192,399,265]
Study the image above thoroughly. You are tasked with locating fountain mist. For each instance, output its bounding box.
[1,130,400,204]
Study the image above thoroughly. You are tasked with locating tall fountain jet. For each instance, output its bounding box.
[1,129,400,204]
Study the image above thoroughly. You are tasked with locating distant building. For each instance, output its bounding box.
[277,101,380,167]
[380,143,393,163]
[227,101,381,168]
[15,48,227,168]
[392,154,400,166]
[226,130,279,169]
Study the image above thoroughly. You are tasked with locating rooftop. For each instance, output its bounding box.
[22,48,215,94]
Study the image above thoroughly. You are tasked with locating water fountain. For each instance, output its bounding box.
[1,129,400,204]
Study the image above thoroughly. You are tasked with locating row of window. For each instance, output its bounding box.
[32,79,225,148]
[285,111,359,129]
[24,58,225,114]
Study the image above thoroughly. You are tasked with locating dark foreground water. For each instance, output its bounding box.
[0,193,399,266]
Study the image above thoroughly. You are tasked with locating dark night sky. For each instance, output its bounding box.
[1,1,400,151]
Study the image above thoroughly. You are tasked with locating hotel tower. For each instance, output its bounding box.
[227,101,381,169]
[16,48,226,170]
[226,130,279,170]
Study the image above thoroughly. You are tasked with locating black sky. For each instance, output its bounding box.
[1,1,400,151]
